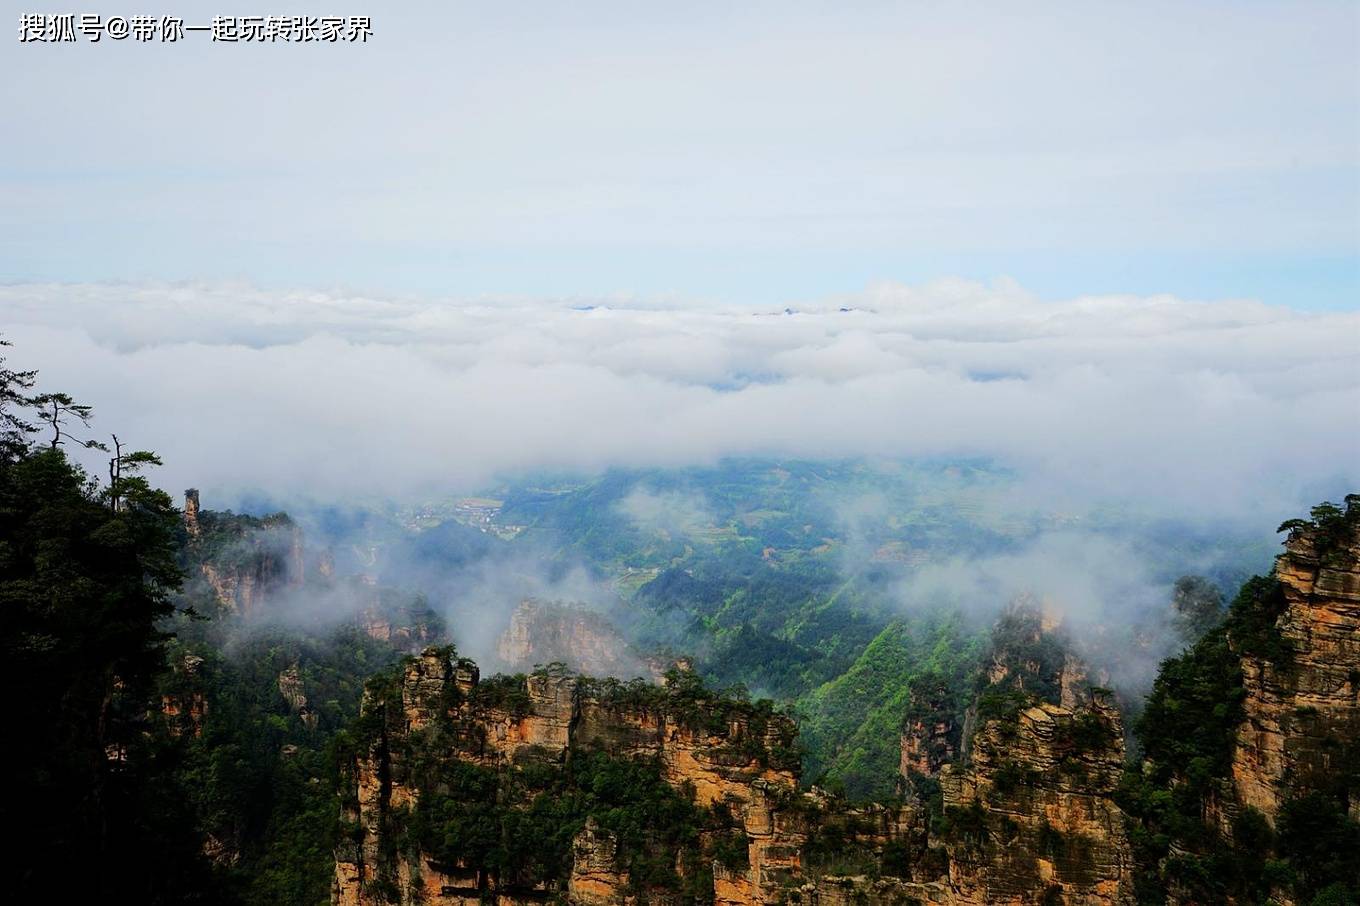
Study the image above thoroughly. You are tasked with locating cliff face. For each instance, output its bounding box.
[200,557,286,616]
[899,719,956,780]
[568,818,630,906]
[937,695,1133,906]
[180,494,443,650]
[352,582,443,654]
[161,653,209,739]
[885,601,1134,906]
[278,664,319,731]
[184,488,202,537]
[182,493,298,617]
[1232,520,1360,824]
[335,645,1139,906]
[496,599,654,679]
[338,614,1140,906]
[334,653,803,906]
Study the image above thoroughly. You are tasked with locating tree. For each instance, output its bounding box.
[106,433,164,513]
[1171,575,1224,643]
[32,390,107,451]
[0,344,210,901]
[0,337,39,460]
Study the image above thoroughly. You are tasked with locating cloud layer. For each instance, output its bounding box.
[3,280,1356,523]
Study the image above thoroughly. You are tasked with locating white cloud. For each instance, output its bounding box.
[617,488,715,538]
[2,279,1356,525]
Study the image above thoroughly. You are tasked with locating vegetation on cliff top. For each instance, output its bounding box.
[796,614,984,800]
[0,341,210,901]
[1119,498,1360,906]
[408,751,720,900]
[346,651,780,904]
[162,623,404,905]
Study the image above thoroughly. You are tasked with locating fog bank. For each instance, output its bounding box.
[4,279,1356,528]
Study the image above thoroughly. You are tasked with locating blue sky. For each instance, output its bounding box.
[2,0,1357,309]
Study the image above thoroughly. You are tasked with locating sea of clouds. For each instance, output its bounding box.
[3,279,1356,526]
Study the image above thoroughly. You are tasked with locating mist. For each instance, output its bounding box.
[888,531,1188,691]
[7,279,1354,691]
[3,279,1355,532]
[617,488,717,540]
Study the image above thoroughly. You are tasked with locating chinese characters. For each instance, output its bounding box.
[18,14,372,43]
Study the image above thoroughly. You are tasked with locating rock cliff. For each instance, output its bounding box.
[334,639,1138,906]
[160,653,209,738]
[936,694,1133,905]
[1231,516,1360,824]
[179,493,443,649]
[181,492,298,616]
[278,663,319,731]
[334,654,804,906]
[568,818,630,906]
[335,624,1139,906]
[334,500,1359,906]
[496,598,655,679]
[1113,498,1360,904]
[898,678,959,780]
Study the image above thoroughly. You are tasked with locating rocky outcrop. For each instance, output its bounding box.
[1231,518,1360,824]
[336,635,1136,906]
[983,599,1067,703]
[569,818,629,906]
[711,779,805,905]
[278,664,318,731]
[899,680,959,780]
[496,599,652,679]
[187,497,295,617]
[334,651,804,906]
[161,653,208,739]
[900,720,956,779]
[936,693,1134,905]
[333,509,1360,906]
[193,530,293,614]
[1058,654,1090,711]
[184,488,201,537]
[896,600,1137,906]
[355,590,442,654]
[180,495,445,651]
[201,559,276,616]
[793,875,952,906]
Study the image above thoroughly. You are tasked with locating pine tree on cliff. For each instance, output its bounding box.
[1170,574,1225,643]
[0,338,38,460]
[0,341,215,901]
[1122,496,1360,906]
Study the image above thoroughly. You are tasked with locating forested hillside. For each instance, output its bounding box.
[266,459,1277,799]
[3,342,1355,905]
[0,345,450,903]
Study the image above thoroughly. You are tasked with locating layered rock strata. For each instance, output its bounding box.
[335,653,804,906]
[936,694,1134,905]
[1232,521,1360,823]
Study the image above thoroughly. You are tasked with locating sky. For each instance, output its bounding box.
[1,1,1357,534]
[2,0,1357,308]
